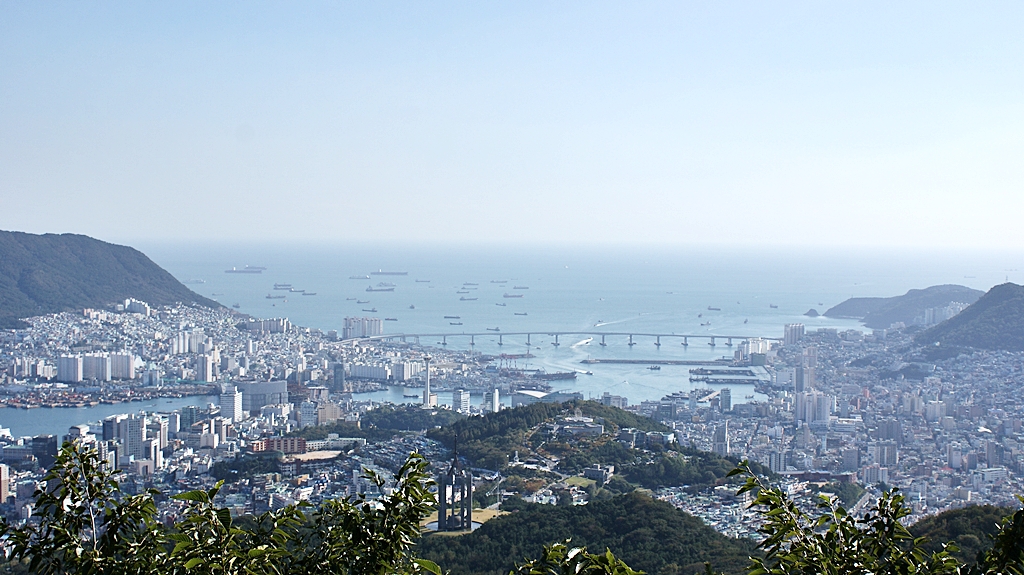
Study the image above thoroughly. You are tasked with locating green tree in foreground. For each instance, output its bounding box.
[2,441,442,575]
[729,462,1024,575]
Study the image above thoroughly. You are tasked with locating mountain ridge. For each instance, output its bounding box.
[0,230,220,328]
[823,284,983,329]
[916,283,1024,351]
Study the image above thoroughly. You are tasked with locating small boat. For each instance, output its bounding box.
[232,303,240,309]
[513,286,529,290]
[698,313,702,318]
[385,318,398,321]
[450,322,463,325]
[743,318,748,323]
[496,303,506,307]
[460,297,478,301]
[770,304,778,309]
[211,292,224,296]
[302,292,316,296]
[818,302,824,306]
[503,293,523,298]
[444,315,461,319]
[745,395,754,399]
[409,305,416,309]
[647,365,661,371]
[346,297,356,301]
[700,321,711,326]
[363,308,378,313]
[514,312,528,316]
[707,306,721,311]
[487,327,500,332]
[357,299,369,304]
[349,275,370,280]
[403,393,420,398]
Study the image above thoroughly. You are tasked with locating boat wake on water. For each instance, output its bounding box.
[570,337,593,348]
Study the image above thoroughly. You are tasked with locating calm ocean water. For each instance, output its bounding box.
[139,243,1018,408]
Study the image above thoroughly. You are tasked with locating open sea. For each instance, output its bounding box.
[5,244,1019,438]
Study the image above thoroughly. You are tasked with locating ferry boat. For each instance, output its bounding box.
[503,293,523,298]
[289,288,305,293]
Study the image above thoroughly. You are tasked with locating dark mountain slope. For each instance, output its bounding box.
[916,283,1024,351]
[824,285,982,329]
[910,504,1011,567]
[416,492,756,575]
[0,231,218,328]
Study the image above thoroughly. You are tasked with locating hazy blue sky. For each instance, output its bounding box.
[2,2,1023,248]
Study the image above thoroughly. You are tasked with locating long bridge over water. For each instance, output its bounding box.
[357,331,781,348]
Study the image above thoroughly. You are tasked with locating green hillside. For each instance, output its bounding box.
[0,231,219,328]
[916,283,1024,351]
[415,492,756,575]
[910,504,1011,567]
[823,284,982,329]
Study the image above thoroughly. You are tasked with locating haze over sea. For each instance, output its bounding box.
[142,244,1019,404]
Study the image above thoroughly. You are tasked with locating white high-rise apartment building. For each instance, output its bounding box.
[57,355,83,383]
[220,386,243,423]
[452,389,471,414]
[110,353,135,380]
[196,354,215,383]
[784,324,805,346]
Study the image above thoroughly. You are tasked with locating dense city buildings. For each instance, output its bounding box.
[1,298,1022,539]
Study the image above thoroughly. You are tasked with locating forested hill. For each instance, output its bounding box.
[0,231,219,327]
[916,283,1024,351]
[416,492,757,575]
[909,504,1012,567]
[823,284,982,329]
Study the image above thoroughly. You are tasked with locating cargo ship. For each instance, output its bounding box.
[225,267,262,274]
[460,297,478,301]
[350,275,370,279]
[266,294,286,299]
[533,371,577,381]
[274,283,292,289]
[503,293,524,298]
[371,270,408,276]
[367,286,395,292]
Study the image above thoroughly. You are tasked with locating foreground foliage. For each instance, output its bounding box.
[1,441,441,575]
[730,462,1024,575]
